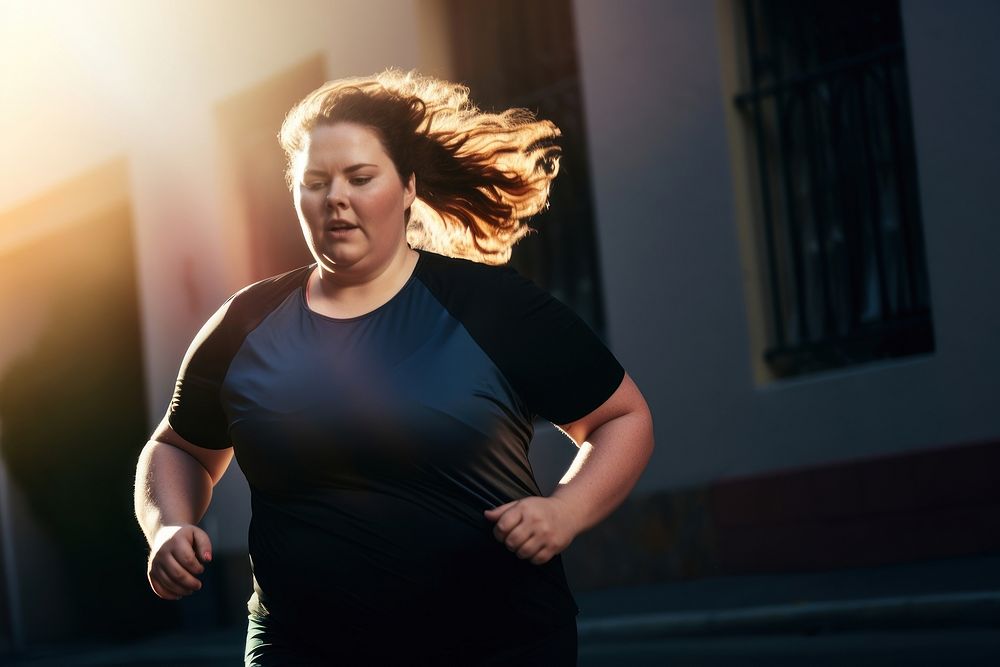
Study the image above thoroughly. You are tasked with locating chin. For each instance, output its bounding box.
[320,243,377,269]
[319,251,357,269]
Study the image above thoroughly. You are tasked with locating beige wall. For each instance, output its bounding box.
[573,0,1000,491]
[0,1,437,557]
[1,0,424,416]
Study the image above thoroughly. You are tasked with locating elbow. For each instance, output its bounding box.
[639,402,655,462]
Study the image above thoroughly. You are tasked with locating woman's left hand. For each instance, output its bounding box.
[484,496,581,565]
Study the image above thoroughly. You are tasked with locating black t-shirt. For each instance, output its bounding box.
[167,248,624,651]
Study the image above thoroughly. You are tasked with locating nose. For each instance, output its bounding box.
[326,181,348,209]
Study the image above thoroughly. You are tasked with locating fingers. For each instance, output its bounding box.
[497,528,554,565]
[503,525,553,562]
[192,528,213,564]
[491,507,546,560]
[147,526,212,601]
[149,569,187,600]
[499,522,532,552]
[166,551,205,588]
[148,571,184,600]
[511,533,543,559]
[484,498,572,566]
[150,552,203,598]
[529,549,553,566]
[490,506,523,541]
[519,539,552,565]
[484,500,517,517]
[181,545,207,576]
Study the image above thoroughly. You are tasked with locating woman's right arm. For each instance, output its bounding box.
[134,416,234,600]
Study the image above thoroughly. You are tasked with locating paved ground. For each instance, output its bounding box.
[6,556,1000,665]
[579,630,1000,666]
[7,627,1000,666]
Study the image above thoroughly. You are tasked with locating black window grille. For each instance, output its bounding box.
[445,0,607,336]
[734,0,933,377]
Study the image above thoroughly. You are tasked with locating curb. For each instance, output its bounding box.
[577,590,1000,641]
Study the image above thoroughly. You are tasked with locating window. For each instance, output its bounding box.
[733,0,933,377]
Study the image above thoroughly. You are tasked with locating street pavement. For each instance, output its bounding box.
[579,630,1000,666]
[6,627,1000,666]
[6,556,1000,665]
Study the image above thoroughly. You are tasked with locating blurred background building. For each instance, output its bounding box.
[0,0,998,659]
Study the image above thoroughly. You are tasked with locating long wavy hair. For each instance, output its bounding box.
[279,69,562,264]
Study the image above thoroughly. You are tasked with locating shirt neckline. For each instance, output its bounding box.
[298,250,424,323]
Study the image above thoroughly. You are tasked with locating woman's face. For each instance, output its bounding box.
[293,122,416,276]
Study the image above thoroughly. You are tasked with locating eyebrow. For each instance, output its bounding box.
[303,163,378,176]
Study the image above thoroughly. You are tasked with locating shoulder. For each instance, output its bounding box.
[413,248,541,317]
[206,264,313,335]
[167,264,313,449]
[414,248,624,425]
[414,247,510,284]
[228,264,314,315]
[182,264,313,374]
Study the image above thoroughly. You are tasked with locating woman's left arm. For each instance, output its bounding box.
[484,372,654,564]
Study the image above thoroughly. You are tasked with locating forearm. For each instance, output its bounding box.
[549,408,654,535]
[133,440,214,547]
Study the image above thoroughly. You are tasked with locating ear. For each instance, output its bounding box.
[403,172,416,210]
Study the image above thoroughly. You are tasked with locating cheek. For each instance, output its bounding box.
[359,183,404,221]
[297,191,325,220]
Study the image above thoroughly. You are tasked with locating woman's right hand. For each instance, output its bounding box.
[147,524,213,600]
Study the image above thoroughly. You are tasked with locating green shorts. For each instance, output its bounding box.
[244,613,578,666]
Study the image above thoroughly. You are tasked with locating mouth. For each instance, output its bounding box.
[326,220,359,233]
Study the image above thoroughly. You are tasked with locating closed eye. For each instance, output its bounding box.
[304,181,327,191]
[349,176,373,186]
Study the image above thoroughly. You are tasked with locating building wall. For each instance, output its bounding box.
[562,0,1000,587]
[0,0,430,642]
[572,0,1000,491]
[0,161,165,641]
[902,0,1000,443]
[0,0,424,424]
[3,0,999,643]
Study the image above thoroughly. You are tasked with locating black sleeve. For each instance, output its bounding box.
[487,265,625,425]
[417,251,625,425]
[166,265,313,449]
[166,296,238,450]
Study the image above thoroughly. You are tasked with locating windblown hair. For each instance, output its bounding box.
[278,69,562,264]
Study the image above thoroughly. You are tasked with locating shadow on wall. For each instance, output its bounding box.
[0,199,177,643]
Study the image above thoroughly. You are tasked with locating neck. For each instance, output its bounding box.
[309,245,418,317]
